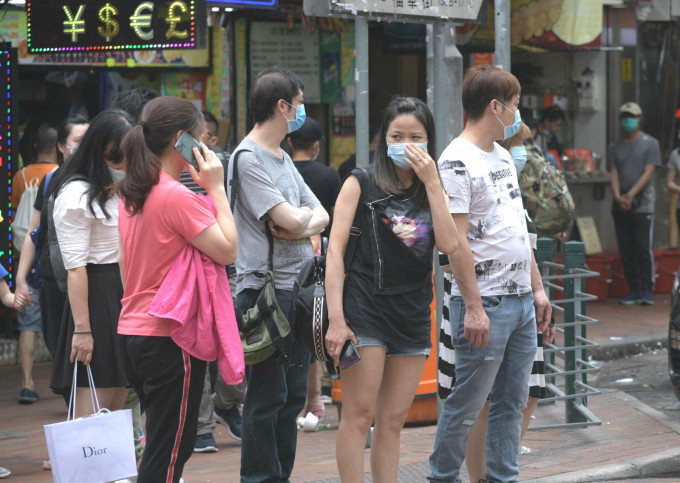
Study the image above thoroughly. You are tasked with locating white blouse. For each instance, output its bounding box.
[54,180,119,270]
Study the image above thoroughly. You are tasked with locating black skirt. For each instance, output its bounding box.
[50,263,128,394]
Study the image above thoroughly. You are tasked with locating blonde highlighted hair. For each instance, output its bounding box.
[497,121,531,151]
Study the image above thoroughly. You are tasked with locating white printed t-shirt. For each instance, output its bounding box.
[439,137,532,296]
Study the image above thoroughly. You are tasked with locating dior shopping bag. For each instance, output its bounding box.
[43,364,137,483]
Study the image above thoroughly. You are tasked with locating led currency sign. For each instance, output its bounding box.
[26,0,206,52]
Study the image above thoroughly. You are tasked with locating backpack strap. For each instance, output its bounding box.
[44,169,56,198]
[229,149,274,272]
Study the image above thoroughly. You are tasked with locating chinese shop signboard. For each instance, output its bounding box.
[26,0,206,53]
[329,0,485,22]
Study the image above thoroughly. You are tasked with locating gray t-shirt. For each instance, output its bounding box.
[227,137,320,293]
[607,132,661,213]
[669,148,680,208]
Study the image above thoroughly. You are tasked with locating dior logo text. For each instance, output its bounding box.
[82,446,108,458]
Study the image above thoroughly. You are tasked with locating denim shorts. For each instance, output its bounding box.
[17,290,41,332]
[355,333,430,357]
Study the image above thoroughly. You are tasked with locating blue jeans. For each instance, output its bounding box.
[429,293,537,483]
[238,288,310,483]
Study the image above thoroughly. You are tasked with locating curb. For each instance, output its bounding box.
[525,447,680,482]
[527,391,680,482]
[589,335,666,361]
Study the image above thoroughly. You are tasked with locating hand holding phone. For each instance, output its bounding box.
[338,339,361,370]
[174,132,202,172]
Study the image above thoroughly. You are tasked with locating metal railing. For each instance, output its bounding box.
[531,239,603,430]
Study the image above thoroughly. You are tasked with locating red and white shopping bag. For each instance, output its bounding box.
[44,364,137,483]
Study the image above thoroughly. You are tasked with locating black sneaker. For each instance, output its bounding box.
[19,388,39,404]
[193,433,218,453]
[214,407,242,441]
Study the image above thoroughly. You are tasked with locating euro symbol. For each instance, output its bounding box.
[62,5,86,43]
[131,2,155,41]
[166,1,188,40]
[98,3,120,42]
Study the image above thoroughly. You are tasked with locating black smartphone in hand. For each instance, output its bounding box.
[174,132,202,172]
[339,339,361,370]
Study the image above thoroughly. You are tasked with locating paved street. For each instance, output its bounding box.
[1,293,679,482]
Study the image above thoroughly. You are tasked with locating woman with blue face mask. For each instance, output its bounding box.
[325,97,458,482]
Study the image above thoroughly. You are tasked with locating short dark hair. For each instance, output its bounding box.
[202,110,219,136]
[462,65,521,121]
[56,114,89,164]
[249,67,304,125]
[114,87,160,121]
[541,105,566,122]
[35,124,58,155]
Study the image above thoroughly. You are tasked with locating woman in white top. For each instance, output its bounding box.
[49,109,134,418]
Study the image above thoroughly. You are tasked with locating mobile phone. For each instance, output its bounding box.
[174,132,202,172]
[339,340,361,370]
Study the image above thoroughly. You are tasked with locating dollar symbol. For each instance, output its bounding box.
[131,2,155,41]
[98,3,120,42]
[166,1,189,40]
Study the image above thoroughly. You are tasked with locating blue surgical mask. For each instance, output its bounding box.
[283,101,306,133]
[510,145,528,173]
[621,117,639,133]
[387,142,428,169]
[495,100,522,140]
[108,166,125,183]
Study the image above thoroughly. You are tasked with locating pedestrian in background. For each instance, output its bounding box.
[12,124,59,405]
[0,261,19,480]
[15,115,89,361]
[325,96,457,483]
[608,102,661,306]
[429,65,551,483]
[665,122,680,240]
[535,104,566,169]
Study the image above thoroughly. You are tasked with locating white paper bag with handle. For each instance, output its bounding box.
[44,364,137,483]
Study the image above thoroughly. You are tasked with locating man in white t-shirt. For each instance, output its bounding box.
[429,65,552,483]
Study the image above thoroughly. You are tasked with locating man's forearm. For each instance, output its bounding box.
[626,167,654,198]
[530,251,545,294]
[451,240,483,311]
[290,206,329,239]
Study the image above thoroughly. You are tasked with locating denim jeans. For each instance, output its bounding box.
[238,288,310,483]
[429,292,537,483]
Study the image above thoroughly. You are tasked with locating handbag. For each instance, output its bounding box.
[43,364,137,483]
[229,149,291,365]
[289,168,369,377]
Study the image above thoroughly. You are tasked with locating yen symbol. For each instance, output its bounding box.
[63,5,86,43]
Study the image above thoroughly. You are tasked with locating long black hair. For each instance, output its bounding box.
[51,109,134,219]
[373,97,437,209]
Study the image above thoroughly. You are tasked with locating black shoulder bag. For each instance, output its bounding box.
[230,149,291,365]
[288,168,369,378]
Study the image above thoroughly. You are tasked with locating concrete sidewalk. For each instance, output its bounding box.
[0,293,677,482]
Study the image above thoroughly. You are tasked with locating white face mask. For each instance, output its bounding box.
[108,166,125,183]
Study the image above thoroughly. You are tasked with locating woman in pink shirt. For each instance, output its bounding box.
[118,97,237,483]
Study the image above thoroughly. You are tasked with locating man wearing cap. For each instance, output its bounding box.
[608,102,661,305]
[287,117,341,239]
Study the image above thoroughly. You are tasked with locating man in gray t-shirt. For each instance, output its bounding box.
[608,102,661,305]
[226,67,328,483]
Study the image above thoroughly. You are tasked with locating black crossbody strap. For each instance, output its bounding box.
[229,149,274,270]
[342,168,370,274]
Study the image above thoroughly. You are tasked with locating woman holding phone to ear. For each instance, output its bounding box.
[325,97,458,483]
[117,97,237,482]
